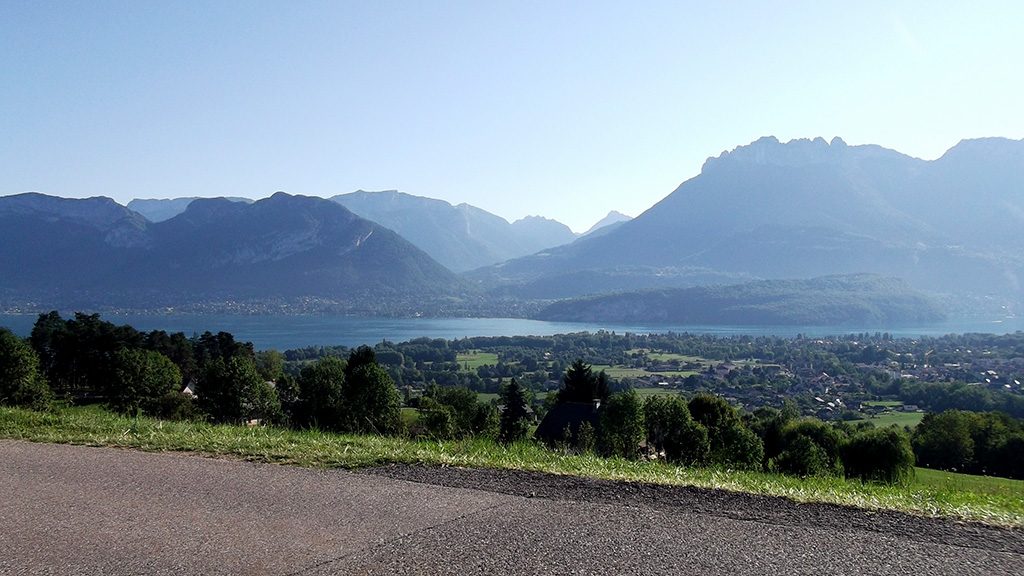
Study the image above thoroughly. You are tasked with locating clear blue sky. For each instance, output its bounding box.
[2,1,1021,231]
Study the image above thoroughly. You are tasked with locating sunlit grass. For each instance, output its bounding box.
[1,405,1021,527]
[455,351,499,369]
[854,410,925,429]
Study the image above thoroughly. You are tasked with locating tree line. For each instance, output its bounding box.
[4,313,1024,483]
[539,361,916,484]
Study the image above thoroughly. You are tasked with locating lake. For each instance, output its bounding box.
[2,313,1023,350]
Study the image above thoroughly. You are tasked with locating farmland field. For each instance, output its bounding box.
[855,410,924,429]
[861,400,903,408]
[456,351,499,369]
[632,387,683,398]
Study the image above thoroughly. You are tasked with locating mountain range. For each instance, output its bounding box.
[471,136,1024,306]
[0,192,467,312]
[123,191,593,272]
[127,197,253,222]
[3,135,1022,323]
[331,190,578,271]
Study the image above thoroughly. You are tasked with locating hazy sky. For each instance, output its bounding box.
[2,1,1021,231]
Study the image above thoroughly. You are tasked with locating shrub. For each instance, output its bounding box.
[598,390,644,459]
[842,427,915,485]
[0,328,52,410]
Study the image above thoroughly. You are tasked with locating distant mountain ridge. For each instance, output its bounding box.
[581,210,632,237]
[0,192,468,311]
[471,136,1024,304]
[128,197,253,222]
[332,190,576,271]
[127,191,589,271]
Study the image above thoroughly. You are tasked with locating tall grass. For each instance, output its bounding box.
[1,405,1022,527]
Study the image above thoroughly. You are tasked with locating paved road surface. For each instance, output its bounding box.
[1,440,1021,575]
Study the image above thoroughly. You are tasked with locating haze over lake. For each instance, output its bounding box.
[2,314,1022,351]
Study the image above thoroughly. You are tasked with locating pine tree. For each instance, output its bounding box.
[499,378,531,443]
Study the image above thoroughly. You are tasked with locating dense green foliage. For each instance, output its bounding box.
[0,328,51,410]
[775,420,845,477]
[108,348,181,416]
[842,428,916,485]
[499,379,531,444]
[558,360,610,403]
[341,347,403,435]
[912,410,1024,479]
[296,357,347,430]
[643,395,709,465]
[597,390,645,458]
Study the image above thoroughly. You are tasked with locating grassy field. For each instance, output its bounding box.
[862,400,904,408]
[400,407,420,427]
[592,365,699,379]
[632,387,683,398]
[915,467,1024,499]
[456,351,499,370]
[1,405,1022,527]
[855,411,925,429]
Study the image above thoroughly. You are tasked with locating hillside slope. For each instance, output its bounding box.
[536,274,946,325]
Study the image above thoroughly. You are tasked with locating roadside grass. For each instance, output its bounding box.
[1,405,1022,527]
[456,351,498,370]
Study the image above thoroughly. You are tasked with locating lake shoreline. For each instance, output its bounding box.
[2,312,1021,351]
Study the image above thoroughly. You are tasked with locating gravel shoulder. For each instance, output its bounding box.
[363,463,1024,555]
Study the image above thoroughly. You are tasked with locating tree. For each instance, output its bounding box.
[0,328,51,410]
[240,363,284,425]
[198,355,281,424]
[424,385,481,436]
[499,378,531,443]
[689,394,763,469]
[775,419,845,477]
[598,390,644,459]
[643,395,709,465]
[775,435,832,477]
[842,427,915,485]
[912,411,975,471]
[144,330,198,387]
[296,356,346,430]
[107,348,181,416]
[688,394,740,435]
[558,360,609,403]
[715,423,765,470]
[748,406,795,467]
[419,396,457,439]
[341,348,402,435]
[29,312,142,398]
[255,350,285,383]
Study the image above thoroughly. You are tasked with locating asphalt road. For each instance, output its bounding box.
[1,440,1021,575]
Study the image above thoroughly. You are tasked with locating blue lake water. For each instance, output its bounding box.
[2,313,1023,350]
